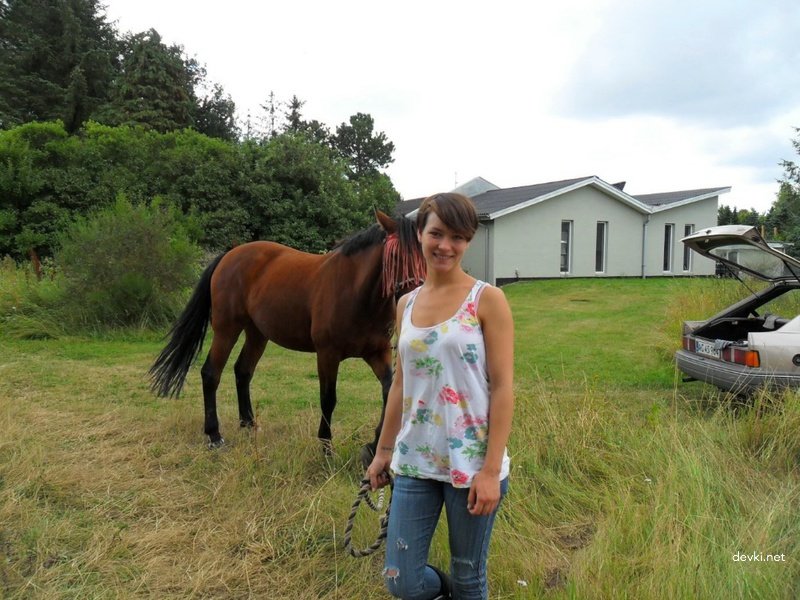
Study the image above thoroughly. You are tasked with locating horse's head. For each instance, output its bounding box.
[376,210,426,299]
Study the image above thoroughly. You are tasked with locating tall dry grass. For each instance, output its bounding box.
[0,277,798,598]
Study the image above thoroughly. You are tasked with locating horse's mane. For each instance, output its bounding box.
[336,215,426,297]
[338,223,386,256]
[337,214,418,256]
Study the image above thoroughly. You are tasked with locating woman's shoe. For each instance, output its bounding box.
[428,564,452,599]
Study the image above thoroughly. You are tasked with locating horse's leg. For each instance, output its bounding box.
[200,327,240,448]
[233,329,268,429]
[360,349,393,469]
[316,351,341,456]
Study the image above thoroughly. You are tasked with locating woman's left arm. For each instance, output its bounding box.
[468,285,515,516]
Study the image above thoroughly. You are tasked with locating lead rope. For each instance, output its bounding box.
[344,476,392,558]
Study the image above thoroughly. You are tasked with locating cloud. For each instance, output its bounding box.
[556,0,800,127]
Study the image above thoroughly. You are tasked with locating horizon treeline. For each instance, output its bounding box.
[0,0,401,261]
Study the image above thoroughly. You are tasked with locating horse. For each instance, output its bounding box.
[148,210,425,467]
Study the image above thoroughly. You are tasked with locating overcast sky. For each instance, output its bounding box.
[103,0,800,213]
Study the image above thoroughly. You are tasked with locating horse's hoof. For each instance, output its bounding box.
[359,444,375,470]
[239,420,257,429]
[207,437,226,450]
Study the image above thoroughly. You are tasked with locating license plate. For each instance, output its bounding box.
[694,338,719,358]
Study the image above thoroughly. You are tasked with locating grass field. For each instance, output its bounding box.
[1,277,798,598]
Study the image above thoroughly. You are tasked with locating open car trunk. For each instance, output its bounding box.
[681,224,800,345]
[690,315,792,342]
[677,226,800,393]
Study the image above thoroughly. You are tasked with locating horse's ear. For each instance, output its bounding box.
[375,209,397,234]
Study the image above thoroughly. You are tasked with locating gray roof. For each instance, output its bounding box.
[634,188,729,206]
[396,197,423,217]
[469,176,593,218]
[396,176,592,218]
[452,176,499,197]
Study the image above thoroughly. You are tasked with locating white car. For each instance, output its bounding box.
[676,225,800,394]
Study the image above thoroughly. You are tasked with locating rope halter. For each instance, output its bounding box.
[344,477,392,558]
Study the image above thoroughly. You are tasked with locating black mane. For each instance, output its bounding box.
[339,224,386,256]
[338,214,417,257]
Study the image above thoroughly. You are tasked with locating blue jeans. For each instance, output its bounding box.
[383,475,509,600]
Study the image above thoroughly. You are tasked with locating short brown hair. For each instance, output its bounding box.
[416,193,478,241]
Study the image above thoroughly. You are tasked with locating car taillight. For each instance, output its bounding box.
[682,336,694,351]
[720,346,760,367]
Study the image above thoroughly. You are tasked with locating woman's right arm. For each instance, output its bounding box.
[367,295,408,490]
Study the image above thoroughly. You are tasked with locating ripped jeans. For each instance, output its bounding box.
[383,475,509,600]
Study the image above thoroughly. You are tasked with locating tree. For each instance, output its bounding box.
[240,132,393,252]
[275,94,329,143]
[0,0,119,132]
[0,121,70,258]
[735,208,761,227]
[718,204,734,225]
[194,83,239,141]
[256,91,279,140]
[251,92,323,142]
[284,95,305,134]
[332,112,394,180]
[765,184,800,258]
[756,127,800,257]
[98,29,199,133]
[0,120,243,258]
[765,183,800,234]
[780,127,800,189]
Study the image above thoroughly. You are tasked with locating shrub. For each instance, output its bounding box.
[56,196,201,327]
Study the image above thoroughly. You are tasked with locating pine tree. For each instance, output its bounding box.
[99,29,198,133]
[0,0,118,132]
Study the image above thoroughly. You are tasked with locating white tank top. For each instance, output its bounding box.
[391,280,510,487]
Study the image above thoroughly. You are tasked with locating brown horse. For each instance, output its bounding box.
[149,211,425,465]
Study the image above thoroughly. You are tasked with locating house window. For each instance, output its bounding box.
[560,221,572,273]
[683,224,694,271]
[663,223,674,272]
[595,221,608,273]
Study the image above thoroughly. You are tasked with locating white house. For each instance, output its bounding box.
[398,176,730,285]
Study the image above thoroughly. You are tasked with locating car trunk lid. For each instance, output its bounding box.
[682,225,800,283]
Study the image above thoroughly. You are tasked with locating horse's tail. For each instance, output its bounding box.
[149,253,226,398]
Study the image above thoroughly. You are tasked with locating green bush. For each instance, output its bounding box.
[56,196,201,327]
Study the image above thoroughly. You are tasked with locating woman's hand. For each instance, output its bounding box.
[366,450,393,491]
[467,469,501,516]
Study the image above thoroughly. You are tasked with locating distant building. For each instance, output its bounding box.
[398,176,730,285]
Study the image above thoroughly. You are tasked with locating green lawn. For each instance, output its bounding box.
[0,277,798,598]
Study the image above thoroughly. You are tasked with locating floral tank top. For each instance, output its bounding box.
[391,280,511,488]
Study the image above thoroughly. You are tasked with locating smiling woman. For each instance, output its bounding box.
[367,192,515,600]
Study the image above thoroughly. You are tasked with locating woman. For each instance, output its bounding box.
[367,192,514,600]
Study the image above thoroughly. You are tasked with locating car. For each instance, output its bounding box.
[675,224,800,394]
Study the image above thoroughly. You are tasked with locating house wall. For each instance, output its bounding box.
[644,197,718,276]
[487,186,646,279]
[462,222,489,280]
[458,186,721,285]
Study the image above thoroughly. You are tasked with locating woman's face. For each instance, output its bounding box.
[417,212,470,273]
